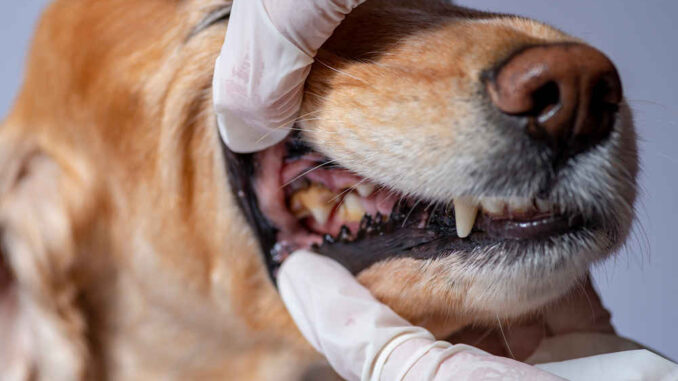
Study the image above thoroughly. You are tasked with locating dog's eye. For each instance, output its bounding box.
[188,4,232,40]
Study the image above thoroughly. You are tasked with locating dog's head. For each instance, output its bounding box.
[0,0,636,373]
[238,1,638,333]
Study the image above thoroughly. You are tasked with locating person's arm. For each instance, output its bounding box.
[278,250,563,380]
[212,0,365,153]
[279,250,678,381]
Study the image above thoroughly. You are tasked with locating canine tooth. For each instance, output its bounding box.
[337,193,366,222]
[480,198,505,215]
[356,183,376,197]
[289,184,336,225]
[454,197,478,238]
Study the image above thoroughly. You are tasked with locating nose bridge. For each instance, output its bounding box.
[486,42,623,158]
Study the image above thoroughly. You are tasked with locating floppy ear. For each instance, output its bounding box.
[0,134,90,380]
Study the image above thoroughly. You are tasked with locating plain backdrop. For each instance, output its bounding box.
[2,0,677,360]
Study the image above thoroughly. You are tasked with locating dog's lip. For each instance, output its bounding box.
[308,199,590,275]
[476,212,583,240]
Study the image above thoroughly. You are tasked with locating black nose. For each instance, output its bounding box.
[486,43,623,157]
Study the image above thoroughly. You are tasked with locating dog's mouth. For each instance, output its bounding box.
[226,134,594,278]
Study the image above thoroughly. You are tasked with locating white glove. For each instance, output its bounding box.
[279,250,678,381]
[278,250,564,381]
[212,0,365,153]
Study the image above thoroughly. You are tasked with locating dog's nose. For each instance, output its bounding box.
[487,43,622,156]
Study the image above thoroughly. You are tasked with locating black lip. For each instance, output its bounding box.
[221,141,281,281]
[476,213,584,241]
[311,201,589,275]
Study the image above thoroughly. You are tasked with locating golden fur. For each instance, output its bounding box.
[0,0,635,379]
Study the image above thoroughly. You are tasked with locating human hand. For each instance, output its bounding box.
[212,0,365,153]
[279,250,678,380]
[278,250,564,380]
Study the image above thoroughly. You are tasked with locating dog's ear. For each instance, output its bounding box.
[0,132,91,380]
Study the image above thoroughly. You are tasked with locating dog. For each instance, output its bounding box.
[0,0,641,379]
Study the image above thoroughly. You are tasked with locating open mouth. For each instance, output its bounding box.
[226,134,593,277]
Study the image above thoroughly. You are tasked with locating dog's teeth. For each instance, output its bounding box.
[355,183,376,197]
[289,184,336,225]
[480,197,505,215]
[536,199,552,212]
[338,225,352,241]
[337,193,366,222]
[507,197,532,214]
[289,195,311,219]
[454,197,478,238]
[310,205,332,226]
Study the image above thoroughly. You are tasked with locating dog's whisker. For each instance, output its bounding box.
[302,90,347,108]
[286,127,341,136]
[426,203,440,228]
[625,98,670,109]
[575,281,598,325]
[471,328,494,347]
[280,160,339,189]
[328,178,369,204]
[315,59,373,87]
[402,199,421,228]
[496,315,516,360]
[250,110,335,145]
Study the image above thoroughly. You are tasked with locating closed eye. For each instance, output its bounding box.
[188,4,232,40]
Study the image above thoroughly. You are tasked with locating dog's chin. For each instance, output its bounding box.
[370,226,615,320]
[318,211,613,321]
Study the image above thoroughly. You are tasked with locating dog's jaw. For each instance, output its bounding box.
[223,11,638,336]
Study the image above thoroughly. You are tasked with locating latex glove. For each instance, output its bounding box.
[213,0,365,153]
[279,250,678,381]
[278,250,564,380]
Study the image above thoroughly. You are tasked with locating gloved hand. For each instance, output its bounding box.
[278,250,564,380]
[279,250,678,381]
[212,0,365,153]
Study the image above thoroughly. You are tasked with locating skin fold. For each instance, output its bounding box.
[0,0,638,379]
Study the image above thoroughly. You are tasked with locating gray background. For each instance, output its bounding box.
[2,0,676,360]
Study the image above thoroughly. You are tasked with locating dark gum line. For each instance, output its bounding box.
[312,202,588,275]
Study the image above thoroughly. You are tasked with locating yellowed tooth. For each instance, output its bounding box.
[355,183,376,197]
[507,197,532,214]
[289,184,336,225]
[480,197,505,215]
[289,194,311,219]
[454,196,478,238]
[309,205,332,226]
[337,193,366,222]
[536,199,552,212]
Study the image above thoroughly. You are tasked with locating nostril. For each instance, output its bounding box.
[531,81,561,124]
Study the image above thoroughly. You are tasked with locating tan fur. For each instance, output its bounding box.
[0,0,629,379]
